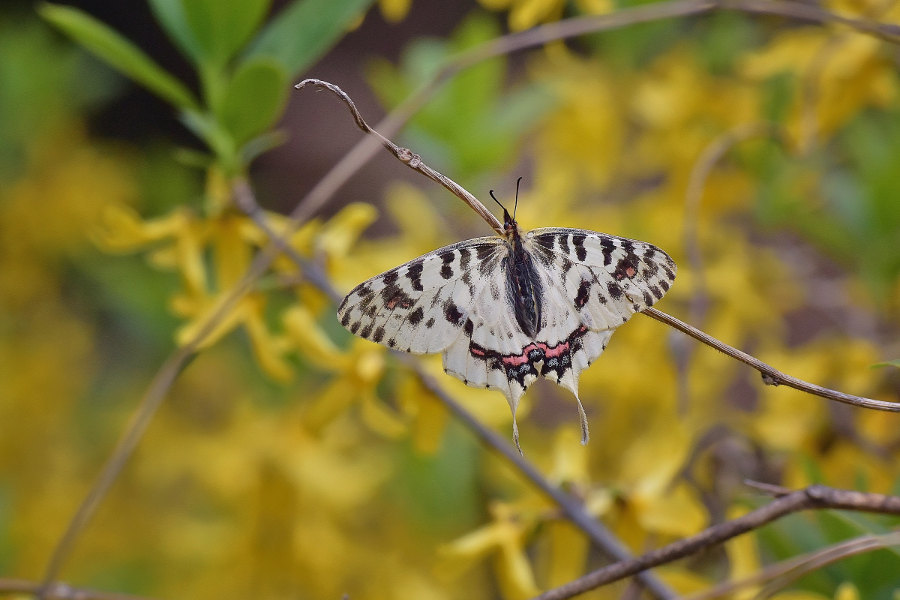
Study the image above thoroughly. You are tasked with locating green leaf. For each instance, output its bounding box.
[181,0,272,67]
[244,0,375,77]
[39,3,198,110]
[147,0,202,62]
[239,130,288,165]
[367,12,550,178]
[218,57,288,144]
[180,110,234,164]
[871,359,900,369]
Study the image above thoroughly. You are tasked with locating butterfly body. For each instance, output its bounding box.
[338,209,676,452]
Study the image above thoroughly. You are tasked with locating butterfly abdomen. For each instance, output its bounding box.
[505,236,544,338]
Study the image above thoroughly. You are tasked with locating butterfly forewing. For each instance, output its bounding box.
[338,224,676,452]
[337,237,505,354]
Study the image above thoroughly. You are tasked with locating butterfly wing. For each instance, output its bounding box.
[521,228,677,439]
[338,234,540,451]
[338,226,677,453]
[337,236,506,355]
[527,226,676,367]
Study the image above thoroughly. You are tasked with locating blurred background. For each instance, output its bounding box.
[1,0,899,598]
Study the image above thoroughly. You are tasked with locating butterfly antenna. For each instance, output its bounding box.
[489,189,506,213]
[514,176,523,219]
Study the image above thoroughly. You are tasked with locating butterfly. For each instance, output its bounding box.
[337,190,676,453]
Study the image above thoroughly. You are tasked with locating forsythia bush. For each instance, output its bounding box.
[1,0,898,598]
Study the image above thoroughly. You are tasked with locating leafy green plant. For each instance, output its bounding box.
[40,0,375,174]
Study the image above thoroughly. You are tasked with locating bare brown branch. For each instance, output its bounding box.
[685,530,900,600]
[294,79,504,235]
[532,484,900,600]
[410,360,678,600]
[0,578,157,600]
[643,307,900,412]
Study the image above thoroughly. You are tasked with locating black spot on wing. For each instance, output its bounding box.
[382,285,414,310]
[340,312,351,327]
[571,234,587,262]
[373,326,385,343]
[444,301,463,325]
[607,281,624,301]
[613,254,640,280]
[405,260,424,292]
[476,244,499,275]
[575,279,591,308]
[425,317,435,328]
[408,306,424,326]
[381,270,399,286]
[352,283,372,297]
[659,280,670,292]
[649,285,663,300]
[600,237,616,266]
[459,247,474,286]
[459,247,471,271]
[440,251,455,280]
[360,323,373,338]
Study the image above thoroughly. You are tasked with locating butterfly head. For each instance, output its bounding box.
[490,177,523,239]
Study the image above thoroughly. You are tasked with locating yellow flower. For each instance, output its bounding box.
[283,305,407,437]
[95,195,379,383]
[614,418,708,539]
[439,502,541,599]
[740,30,897,145]
[379,0,412,22]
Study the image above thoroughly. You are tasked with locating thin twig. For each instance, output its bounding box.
[231,178,341,304]
[723,0,900,43]
[643,308,900,412]
[531,484,900,600]
[294,79,504,235]
[1,578,157,600]
[37,347,197,593]
[678,122,781,413]
[442,0,900,75]
[684,530,900,600]
[409,360,678,600]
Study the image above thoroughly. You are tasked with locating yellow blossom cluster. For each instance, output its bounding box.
[3,3,899,600]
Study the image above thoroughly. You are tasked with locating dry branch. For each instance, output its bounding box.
[0,579,156,600]
[531,484,900,600]
[643,308,900,413]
